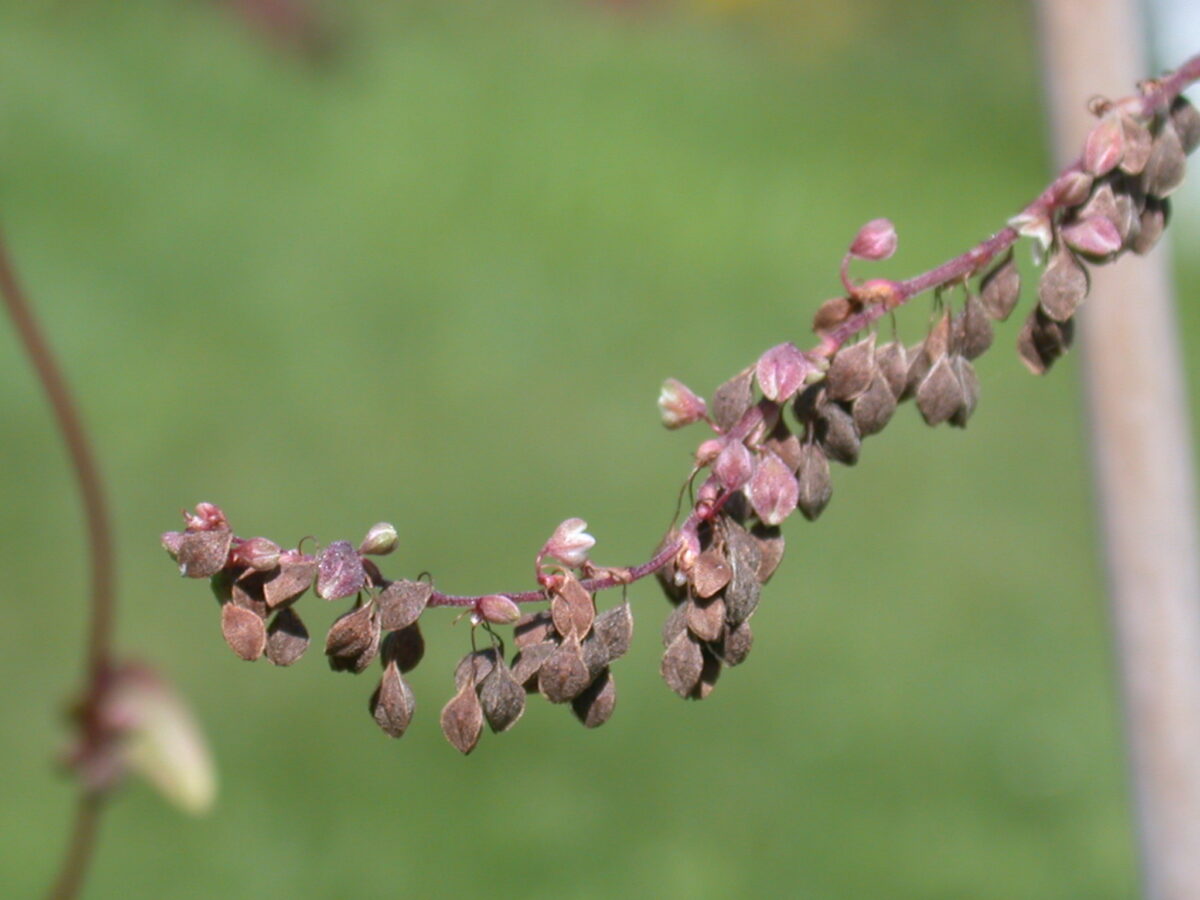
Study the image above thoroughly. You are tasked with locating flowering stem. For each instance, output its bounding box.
[0,228,117,898]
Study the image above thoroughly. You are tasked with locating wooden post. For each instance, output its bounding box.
[1034,3,1200,897]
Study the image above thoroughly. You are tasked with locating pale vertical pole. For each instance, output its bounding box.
[1034,3,1200,898]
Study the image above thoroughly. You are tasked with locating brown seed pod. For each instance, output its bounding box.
[979,250,1020,322]
[826,336,876,402]
[550,573,595,639]
[262,556,317,609]
[440,681,484,755]
[953,294,994,361]
[376,579,432,631]
[514,610,555,649]
[750,523,785,584]
[723,519,763,627]
[948,356,980,429]
[661,630,705,698]
[265,607,310,666]
[510,641,556,691]
[1017,307,1075,375]
[690,549,732,599]
[1118,115,1154,175]
[711,369,755,432]
[815,401,861,466]
[325,603,381,674]
[479,660,526,734]
[380,623,424,673]
[538,634,591,703]
[812,295,857,334]
[221,602,267,661]
[875,341,909,399]
[370,662,415,739]
[177,529,233,579]
[851,372,897,437]
[1143,120,1187,197]
[795,443,833,522]
[454,648,498,691]
[686,595,726,643]
[1170,96,1200,154]
[916,356,962,427]
[1132,196,1169,255]
[1038,245,1089,322]
[572,668,617,729]
[689,646,723,700]
[710,620,753,667]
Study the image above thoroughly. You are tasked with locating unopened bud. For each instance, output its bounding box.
[848,218,898,261]
[476,594,521,625]
[183,502,227,532]
[359,522,399,556]
[658,378,707,429]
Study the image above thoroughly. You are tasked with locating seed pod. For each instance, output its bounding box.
[714,440,755,492]
[756,342,811,403]
[221,602,267,661]
[230,571,269,619]
[177,529,233,579]
[815,401,861,466]
[812,295,856,334]
[979,250,1021,321]
[953,294,994,361]
[661,631,705,698]
[265,607,309,666]
[262,553,317,608]
[747,451,799,527]
[1144,120,1186,197]
[510,641,556,690]
[381,623,424,673]
[710,620,753,667]
[1118,115,1153,175]
[316,541,365,601]
[1038,245,1089,322]
[479,660,526,733]
[763,422,803,472]
[440,681,483,755]
[452,650,497,692]
[325,603,381,673]
[1053,169,1095,207]
[1017,308,1074,375]
[691,549,731,599]
[916,356,962,426]
[686,596,726,643]
[376,579,432,631]
[723,519,763,627]
[514,611,554,648]
[572,668,617,728]
[792,382,823,426]
[550,573,595,639]
[689,646,723,700]
[875,342,909,399]
[901,341,931,402]
[1083,113,1125,176]
[711,369,755,432]
[1061,216,1123,260]
[1132,196,1169,255]
[590,602,634,664]
[538,634,591,703]
[948,356,980,428]
[851,372,897,437]
[826,336,876,402]
[370,662,415,738]
[750,523,785,584]
[1170,96,1200,154]
[661,603,688,647]
[795,443,833,521]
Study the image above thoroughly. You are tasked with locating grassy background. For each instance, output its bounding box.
[1,1,1196,896]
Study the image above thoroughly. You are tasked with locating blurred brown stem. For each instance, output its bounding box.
[0,228,117,898]
[1036,3,1200,898]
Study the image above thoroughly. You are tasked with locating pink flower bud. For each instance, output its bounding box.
[747,451,799,526]
[542,518,595,568]
[713,439,754,491]
[657,378,707,429]
[755,342,811,403]
[358,522,399,556]
[848,218,898,261]
[475,594,521,625]
[231,537,281,572]
[183,502,227,532]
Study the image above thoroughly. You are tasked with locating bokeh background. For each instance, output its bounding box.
[2,1,1198,897]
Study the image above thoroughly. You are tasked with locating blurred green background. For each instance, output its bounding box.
[2,1,1197,896]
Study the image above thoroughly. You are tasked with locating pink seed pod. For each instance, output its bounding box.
[475,594,521,625]
[755,342,811,403]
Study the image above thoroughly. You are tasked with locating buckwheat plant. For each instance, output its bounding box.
[158,56,1200,756]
